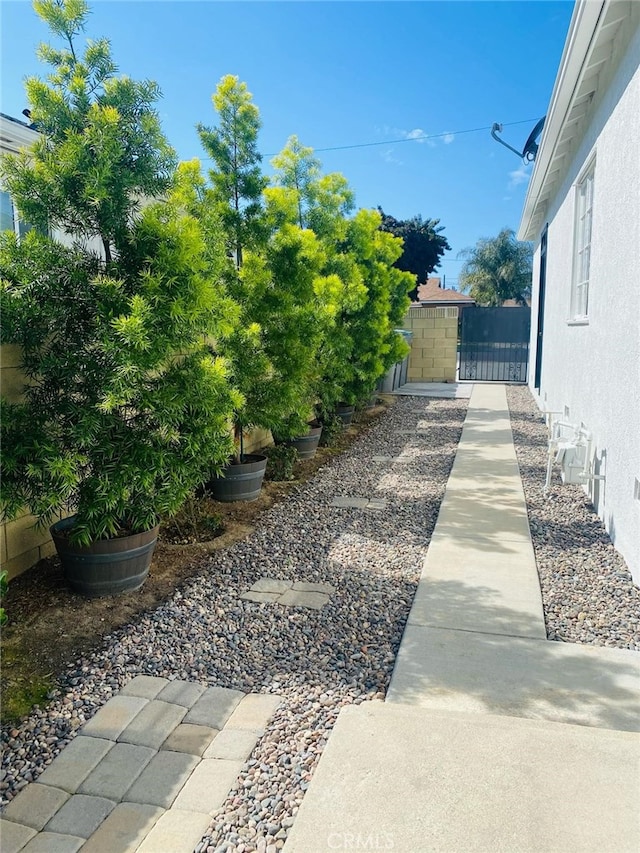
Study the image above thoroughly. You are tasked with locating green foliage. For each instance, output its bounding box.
[339,209,414,403]
[0,0,239,546]
[1,0,176,263]
[458,228,533,306]
[197,75,267,269]
[265,444,298,482]
[378,209,450,300]
[0,570,8,626]
[318,412,343,447]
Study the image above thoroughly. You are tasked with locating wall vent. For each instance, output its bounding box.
[634,478,640,501]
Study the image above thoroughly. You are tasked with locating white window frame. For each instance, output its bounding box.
[570,157,595,322]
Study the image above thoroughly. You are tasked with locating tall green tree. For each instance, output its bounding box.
[378,209,450,300]
[0,0,240,545]
[197,74,267,269]
[339,209,414,404]
[2,0,176,264]
[458,228,533,306]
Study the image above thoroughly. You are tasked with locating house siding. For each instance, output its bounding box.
[528,22,640,582]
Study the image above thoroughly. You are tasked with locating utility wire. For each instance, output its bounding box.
[313,118,541,153]
[197,117,542,161]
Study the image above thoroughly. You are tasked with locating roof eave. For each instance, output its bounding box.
[518,0,606,241]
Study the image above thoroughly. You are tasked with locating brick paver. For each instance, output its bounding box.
[3,678,281,852]
[44,794,115,838]
[183,686,245,729]
[0,818,37,853]
[2,783,69,830]
[35,737,113,794]
[80,696,148,741]
[117,700,186,749]
[124,750,199,808]
[78,743,155,801]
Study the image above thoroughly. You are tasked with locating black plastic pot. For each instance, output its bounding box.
[336,403,355,426]
[50,517,159,598]
[207,454,267,502]
[284,424,323,460]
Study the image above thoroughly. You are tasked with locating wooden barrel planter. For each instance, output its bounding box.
[50,517,159,598]
[284,423,323,460]
[336,403,355,426]
[207,454,267,502]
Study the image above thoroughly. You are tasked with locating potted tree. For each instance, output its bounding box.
[0,0,239,595]
[197,75,273,501]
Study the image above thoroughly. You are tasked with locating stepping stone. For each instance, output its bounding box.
[183,686,245,730]
[79,802,163,853]
[248,578,293,594]
[37,737,114,794]
[124,750,199,808]
[372,456,395,462]
[162,723,219,756]
[156,680,206,708]
[240,591,281,604]
[330,496,370,509]
[0,819,36,853]
[20,832,84,853]
[291,581,335,595]
[117,700,186,749]
[2,783,70,831]
[78,743,155,801]
[44,794,115,839]
[278,589,330,609]
[366,498,387,511]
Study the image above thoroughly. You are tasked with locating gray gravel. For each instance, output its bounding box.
[507,385,640,651]
[1,396,467,853]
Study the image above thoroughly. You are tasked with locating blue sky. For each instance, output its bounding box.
[1,1,574,286]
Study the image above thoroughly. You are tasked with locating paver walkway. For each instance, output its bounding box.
[0,677,281,853]
[284,384,640,853]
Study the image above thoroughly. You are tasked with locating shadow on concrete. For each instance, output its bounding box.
[390,573,640,733]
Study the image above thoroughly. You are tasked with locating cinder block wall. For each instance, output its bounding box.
[0,344,273,580]
[403,306,459,382]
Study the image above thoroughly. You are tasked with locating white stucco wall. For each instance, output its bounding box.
[528,24,640,582]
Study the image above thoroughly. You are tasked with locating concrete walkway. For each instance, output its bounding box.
[0,677,281,853]
[284,384,640,853]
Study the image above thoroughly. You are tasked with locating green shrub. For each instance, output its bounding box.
[0,0,239,546]
[265,445,299,481]
[0,570,8,626]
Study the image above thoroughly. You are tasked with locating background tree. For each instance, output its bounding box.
[458,227,533,306]
[378,209,450,300]
[1,0,240,545]
[339,209,414,404]
[267,137,363,417]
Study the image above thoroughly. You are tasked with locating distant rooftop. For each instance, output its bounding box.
[415,277,475,305]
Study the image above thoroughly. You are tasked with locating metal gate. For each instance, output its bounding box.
[459,306,531,382]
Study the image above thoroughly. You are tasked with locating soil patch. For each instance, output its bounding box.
[0,404,390,723]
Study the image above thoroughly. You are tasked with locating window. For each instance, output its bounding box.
[571,160,595,320]
[0,190,43,238]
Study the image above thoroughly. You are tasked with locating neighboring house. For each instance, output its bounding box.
[519,0,640,582]
[415,277,475,308]
[0,113,40,236]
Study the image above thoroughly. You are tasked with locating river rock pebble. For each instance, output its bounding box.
[507,386,640,650]
[1,396,466,852]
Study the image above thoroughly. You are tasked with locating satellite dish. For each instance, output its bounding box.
[491,117,546,163]
[522,117,546,162]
